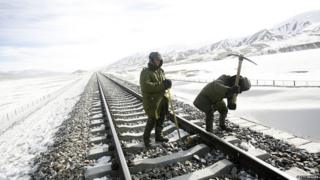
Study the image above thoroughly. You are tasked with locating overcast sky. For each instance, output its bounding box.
[0,0,319,72]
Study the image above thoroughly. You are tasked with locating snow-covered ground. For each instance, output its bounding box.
[110,49,320,142]
[0,73,91,179]
[163,48,320,81]
[0,75,86,134]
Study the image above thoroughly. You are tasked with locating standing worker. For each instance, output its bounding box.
[140,52,172,147]
[193,75,251,132]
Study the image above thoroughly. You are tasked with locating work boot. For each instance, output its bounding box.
[155,132,169,142]
[219,114,231,131]
[143,118,156,147]
[205,110,214,133]
[155,110,169,142]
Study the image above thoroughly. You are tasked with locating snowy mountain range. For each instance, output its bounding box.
[107,10,320,71]
[272,10,320,35]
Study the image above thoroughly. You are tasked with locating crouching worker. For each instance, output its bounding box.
[193,75,251,132]
[140,52,172,147]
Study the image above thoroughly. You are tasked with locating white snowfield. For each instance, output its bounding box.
[110,49,320,143]
[0,73,91,179]
[0,75,84,134]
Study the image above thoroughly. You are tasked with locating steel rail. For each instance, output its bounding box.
[102,73,293,180]
[97,73,132,180]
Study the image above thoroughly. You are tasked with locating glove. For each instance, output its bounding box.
[163,79,172,90]
[227,97,237,110]
[226,85,240,97]
[227,102,237,110]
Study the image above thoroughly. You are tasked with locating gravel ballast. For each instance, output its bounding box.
[32,75,97,179]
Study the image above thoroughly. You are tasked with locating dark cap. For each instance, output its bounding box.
[149,52,162,61]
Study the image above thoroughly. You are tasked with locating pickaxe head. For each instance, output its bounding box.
[228,53,257,65]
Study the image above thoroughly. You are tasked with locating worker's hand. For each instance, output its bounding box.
[226,85,240,97]
[227,102,237,110]
[163,79,172,89]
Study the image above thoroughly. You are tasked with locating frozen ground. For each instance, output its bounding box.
[0,73,91,179]
[0,75,87,134]
[110,49,320,142]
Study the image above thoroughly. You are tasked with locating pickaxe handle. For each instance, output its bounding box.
[167,89,181,141]
[227,53,257,105]
[232,58,243,104]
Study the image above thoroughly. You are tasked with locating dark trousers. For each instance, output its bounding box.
[205,101,228,131]
[143,100,168,142]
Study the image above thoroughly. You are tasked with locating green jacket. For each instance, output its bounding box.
[140,63,166,119]
[193,79,230,113]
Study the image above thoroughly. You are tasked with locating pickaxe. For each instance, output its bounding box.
[227,53,257,108]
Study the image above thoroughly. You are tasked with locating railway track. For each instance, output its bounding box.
[84,73,297,179]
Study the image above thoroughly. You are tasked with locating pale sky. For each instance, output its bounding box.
[0,0,319,72]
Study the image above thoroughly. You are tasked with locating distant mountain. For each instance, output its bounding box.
[209,39,241,50]
[242,29,285,45]
[271,10,320,35]
[72,69,87,74]
[106,10,320,72]
[107,53,148,71]
[199,10,320,53]
[0,69,65,80]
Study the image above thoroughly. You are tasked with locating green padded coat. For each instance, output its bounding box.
[140,65,167,119]
[193,79,230,113]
